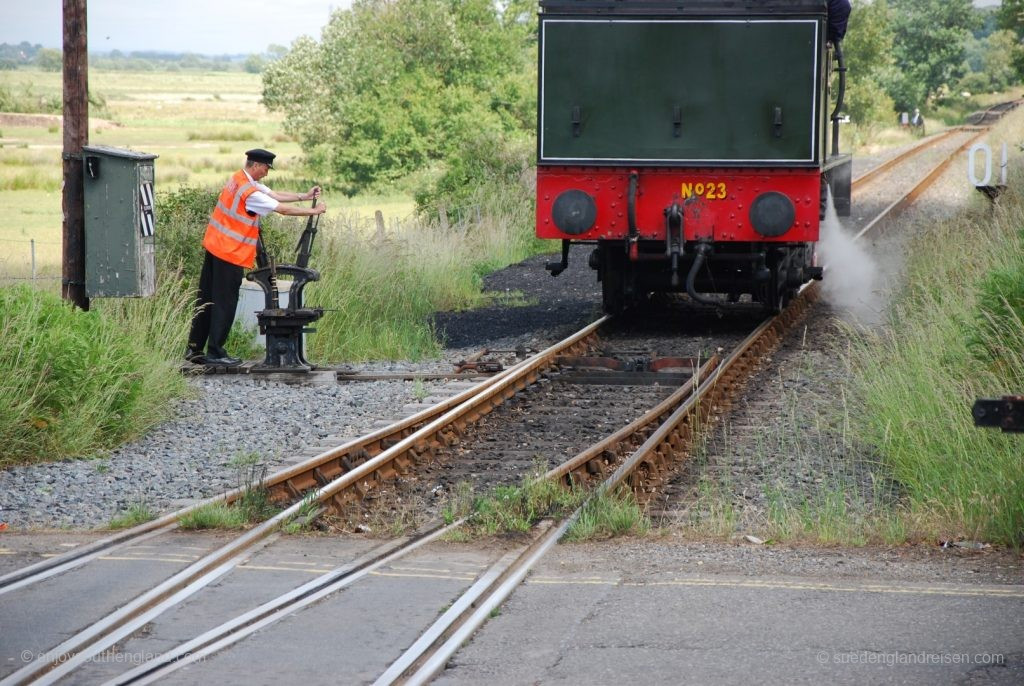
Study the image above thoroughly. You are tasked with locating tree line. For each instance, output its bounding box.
[0,42,285,74]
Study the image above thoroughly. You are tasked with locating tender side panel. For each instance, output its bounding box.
[539,18,822,165]
[536,168,821,242]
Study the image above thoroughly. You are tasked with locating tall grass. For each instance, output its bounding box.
[462,477,586,536]
[848,196,1024,545]
[0,282,190,466]
[566,488,650,541]
[293,192,541,361]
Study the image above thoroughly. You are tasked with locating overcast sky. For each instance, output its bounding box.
[0,0,353,55]
[0,1,1005,56]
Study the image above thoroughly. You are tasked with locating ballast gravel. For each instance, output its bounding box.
[0,364,462,529]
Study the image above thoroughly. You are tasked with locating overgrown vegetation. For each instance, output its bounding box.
[565,488,651,541]
[442,474,650,541]
[0,284,188,466]
[447,477,585,536]
[848,193,1024,546]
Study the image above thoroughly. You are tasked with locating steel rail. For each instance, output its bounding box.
[85,357,723,685]
[0,319,603,596]
[2,317,607,686]
[0,379,491,595]
[853,127,990,243]
[104,520,463,685]
[850,127,961,191]
[380,316,803,685]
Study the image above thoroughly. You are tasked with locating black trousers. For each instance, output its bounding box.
[187,250,244,359]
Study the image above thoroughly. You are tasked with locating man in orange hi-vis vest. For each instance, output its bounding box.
[185,148,326,367]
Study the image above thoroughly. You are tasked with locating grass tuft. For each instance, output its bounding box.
[566,488,651,541]
[457,471,586,537]
[178,502,248,530]
[108,502,156,530]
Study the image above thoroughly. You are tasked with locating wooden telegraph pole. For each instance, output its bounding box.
[62,0,89,310]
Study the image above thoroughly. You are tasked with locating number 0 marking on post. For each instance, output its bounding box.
[968,143,1008,187]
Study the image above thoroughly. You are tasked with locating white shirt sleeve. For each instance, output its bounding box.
[245,182,279,217]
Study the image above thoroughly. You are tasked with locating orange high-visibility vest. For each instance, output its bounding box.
[202,170,261,267]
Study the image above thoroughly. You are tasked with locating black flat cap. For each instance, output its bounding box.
[245,148,276,168]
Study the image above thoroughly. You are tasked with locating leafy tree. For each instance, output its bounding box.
[961,29,1020,93]
[34,48,62,72]
[842,0,897,125]
[998,0,1024,79]
[887,0,980,109]
[998,0,1024,37]
[262,0,535,193]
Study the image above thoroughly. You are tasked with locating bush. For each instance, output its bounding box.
[155,186,219,284]
[845,77,896,127]
[414,132,534,223]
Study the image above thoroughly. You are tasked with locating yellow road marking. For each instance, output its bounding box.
[525,576,1024,598]
[237,564,333,574]
[98,555,198,564]
[370,571,478,582]
[388,565,468,574]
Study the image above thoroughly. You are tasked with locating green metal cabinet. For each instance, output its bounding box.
[82,145,158,297]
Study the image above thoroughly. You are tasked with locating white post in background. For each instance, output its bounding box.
[1000,142,1008,185]
[30,239,36,281]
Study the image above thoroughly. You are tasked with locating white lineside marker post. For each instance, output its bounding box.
[968,142,1008,202]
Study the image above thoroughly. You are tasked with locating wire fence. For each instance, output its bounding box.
[0,202,485,286]
[0,237,63,283]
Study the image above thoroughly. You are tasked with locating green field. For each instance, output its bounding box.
[0,68,413,280]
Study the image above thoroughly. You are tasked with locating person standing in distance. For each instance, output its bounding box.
[185,148,326,366]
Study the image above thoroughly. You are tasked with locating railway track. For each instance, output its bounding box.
[967,99,1022,126]
[2,105,1018,685]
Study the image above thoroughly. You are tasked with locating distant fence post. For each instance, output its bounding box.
[30,239,36,280]
[439,204,450,231]
[374,210,385,242]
